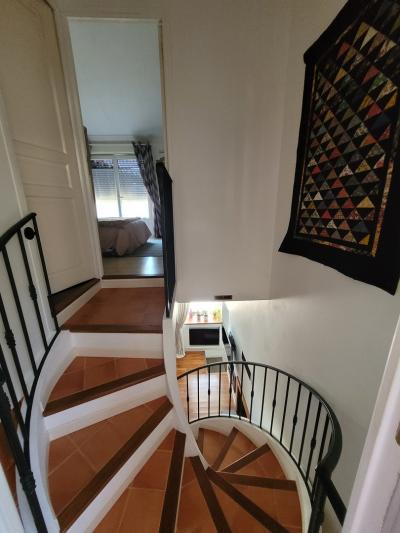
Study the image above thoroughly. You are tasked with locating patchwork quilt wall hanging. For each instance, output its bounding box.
[279,0,400,294]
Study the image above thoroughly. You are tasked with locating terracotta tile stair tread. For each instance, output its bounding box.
[57,398,172,532]
[200,429,229,466]
[159,431,186,532]
[212,428,238,470]
[208,468,289,533]
[95,431,175,532]
[44,363,165,416]
[222,442,271,473]
[190,456,231,533]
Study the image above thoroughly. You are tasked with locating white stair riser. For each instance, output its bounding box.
[71,332,163,358]
[45,374,168,440]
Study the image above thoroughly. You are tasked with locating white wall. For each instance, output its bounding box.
[58,0,292,302]
[223,0,400,526]
[69,18,164,158]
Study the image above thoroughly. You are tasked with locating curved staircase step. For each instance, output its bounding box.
[200,428,256,470]
[95,430,176,532]
[211,428,238,470]
[48,396,172,531]
[208,469,289,533]
[44,356,165,416]
[177,458,218,533]
[159,431,186,532]
[190,456,231,533]
[222,442,271,473]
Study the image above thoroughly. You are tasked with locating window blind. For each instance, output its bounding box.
[91,157,149,219]
[91,159,119,218]
[118,159,149,218]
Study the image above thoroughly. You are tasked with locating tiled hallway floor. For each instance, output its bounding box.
[62,288,165,333]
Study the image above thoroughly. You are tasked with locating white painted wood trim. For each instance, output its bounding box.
[343,314,400,533]
[56,280,100,325]
[162,302,200,457]
[0,465,24,533]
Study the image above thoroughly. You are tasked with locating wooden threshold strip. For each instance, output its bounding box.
[212,428,238,470]
[57,398,172,532]
[159,431,186,533]
[207,469,289,533]
[44,364,165,416]
[197,428,205,454]
[190,456,231,533]
[61,323,163,334]
[219,472,297,491]
[222,442,271,473]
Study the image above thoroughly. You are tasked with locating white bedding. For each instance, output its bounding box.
[98,218,151,256]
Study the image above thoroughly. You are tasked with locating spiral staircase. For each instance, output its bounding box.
[0,184,345,533]
[44,353,302,532]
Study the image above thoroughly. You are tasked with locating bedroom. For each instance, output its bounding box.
[69,17,165,279]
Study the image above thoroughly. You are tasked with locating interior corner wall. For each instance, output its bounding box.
[225,0,400,525]
[58,0,292,303]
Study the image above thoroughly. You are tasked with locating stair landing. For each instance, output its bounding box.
[61,288,165,333]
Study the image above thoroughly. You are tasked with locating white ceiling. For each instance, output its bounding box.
[69,19,163,148]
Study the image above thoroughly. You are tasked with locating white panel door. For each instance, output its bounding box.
[0,0,95,292]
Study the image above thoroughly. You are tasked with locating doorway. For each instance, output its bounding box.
[69,18,165,279]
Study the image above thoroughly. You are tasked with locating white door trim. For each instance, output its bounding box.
[53,10,104,280]
[344,313,400,532]
[52,7,170,282]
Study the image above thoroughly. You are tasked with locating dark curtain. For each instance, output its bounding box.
[133,142,162,238]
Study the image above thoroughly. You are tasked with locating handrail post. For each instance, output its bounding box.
[0,369,47,532]
[308,467,327,533]
[156,162,176,318]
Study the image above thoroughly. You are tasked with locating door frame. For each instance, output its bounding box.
[343,312,400,532]
[52,7,170,280]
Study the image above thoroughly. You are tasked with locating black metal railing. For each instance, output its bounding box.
[156,162,176,318]
[0,213,59,532]
[178,361,346,532]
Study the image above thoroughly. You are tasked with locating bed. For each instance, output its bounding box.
[98,218,151,256]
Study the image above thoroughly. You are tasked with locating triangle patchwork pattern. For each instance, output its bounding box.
[293,11,399,255]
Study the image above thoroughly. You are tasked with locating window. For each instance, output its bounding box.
[91,156,150,219]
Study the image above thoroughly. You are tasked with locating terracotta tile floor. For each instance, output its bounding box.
[48,397,167,516]
[62,288,165,333]
[95,431,175,532]
[47,356,164,403]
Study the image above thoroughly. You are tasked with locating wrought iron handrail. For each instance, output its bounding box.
[177,361,346,532]
[156,162,176,318]
[0,213,59,532]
